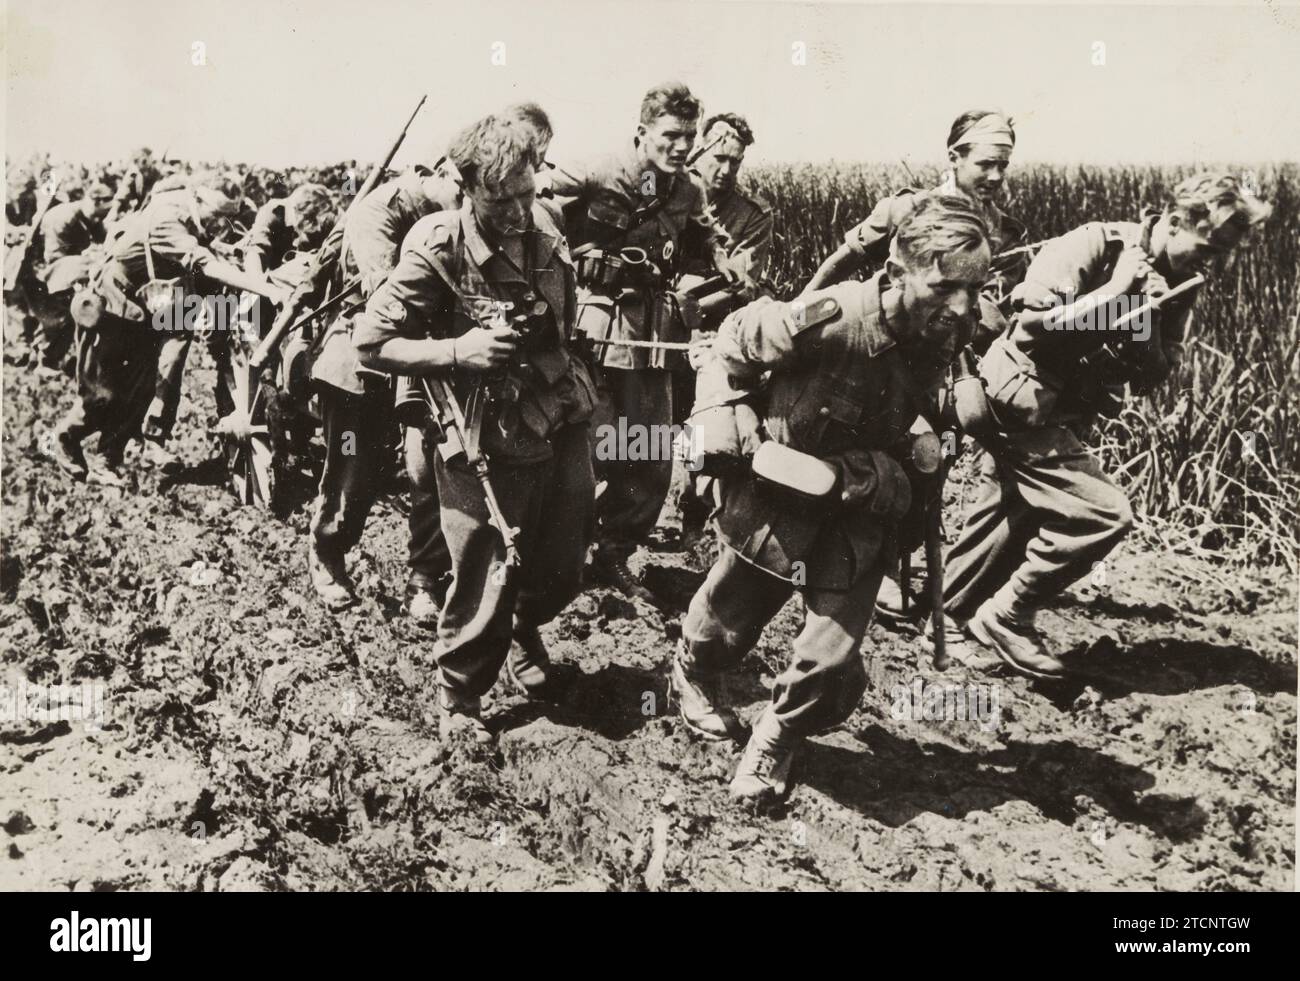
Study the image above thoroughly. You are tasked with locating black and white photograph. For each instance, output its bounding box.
[1,0,1297,912]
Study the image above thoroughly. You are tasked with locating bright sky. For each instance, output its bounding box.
[5,0,1299,169]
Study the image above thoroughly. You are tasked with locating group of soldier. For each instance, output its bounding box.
[2,84,1272,802]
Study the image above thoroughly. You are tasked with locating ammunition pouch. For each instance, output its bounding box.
[574,246,661,293]
[832,448,913,520]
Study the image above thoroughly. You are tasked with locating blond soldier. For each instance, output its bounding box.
[944,173,1271,677]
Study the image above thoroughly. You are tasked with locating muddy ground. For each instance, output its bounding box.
[1,345,1295,892]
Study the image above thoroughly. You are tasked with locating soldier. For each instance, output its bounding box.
[353,112,597,743]
[306,160,460,610]
[29,183,116,373]
[942,172,1271,677]
[241,182,336,276]
[47,177,287,486]
[545,82,742,596]
[307,104,553,614]
[688,114,774,285]
[399,104,555,624]
[6,170,39,227]
[806,110,1030,651]
[676,112,774,546]
[674,195,992,802]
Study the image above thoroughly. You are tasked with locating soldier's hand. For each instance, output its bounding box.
[714,251,745,286]
[1139,269,1170,301]
[1110,244,1152,293]
[687,332,715,370]
[454,325,519,372]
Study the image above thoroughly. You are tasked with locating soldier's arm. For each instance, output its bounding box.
[149,214,286,301]
[352,247,458,374]
[709,292,829,383]
[39,208,72,264]
[805,192,910,292]
[540,161,590,204]
[1011,224,1124,350]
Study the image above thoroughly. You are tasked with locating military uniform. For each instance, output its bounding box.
[548,146,726,550]
[681,272,931,736]
[54,189,222,465]
[675,184,774,534]
[352,201,597,700]
[242,199,304,273]
[943,215,1193,622]
[308,167,459,589]
[32,201,106,369]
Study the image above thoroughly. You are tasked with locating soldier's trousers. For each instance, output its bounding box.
[671,369,710,533]
[944,425,1134,622]
[31,289,76,370]
[407,483,451,591]
[57,316,165,463]
[142,334,193,442]
[593,366,674,549]
[310,383,393,560]
[432,423,595,699]
[681,547,884,738]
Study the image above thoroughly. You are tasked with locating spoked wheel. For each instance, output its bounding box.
[214,322,276,508]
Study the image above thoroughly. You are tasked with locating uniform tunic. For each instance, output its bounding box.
[682,272,934,737]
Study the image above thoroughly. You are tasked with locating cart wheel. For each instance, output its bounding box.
[216,338,276,508]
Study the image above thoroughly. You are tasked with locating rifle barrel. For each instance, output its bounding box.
[349,94,427,213]
[248,277,362,370]
[1111,274,1205,330]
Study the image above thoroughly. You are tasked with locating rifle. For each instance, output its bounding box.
[350,93,427,209]
[687,130,728,168]
[420,375,521,567]
[1075,273,1206,389]
[249,276,361,370]
[4,178,60,293]
[248,94,428,366]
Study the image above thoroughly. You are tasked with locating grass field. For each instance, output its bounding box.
[744,161,1300,572]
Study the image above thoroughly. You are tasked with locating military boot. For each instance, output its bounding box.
[669,639,742,741]
[921,614,1002,670]
[44,426,88,481]
[966,595,1065,679]
[437,687,494,747]
[729,707,797,802]
[587,542,656,604]
[405,581,441,628]
[873,576,913,630]
[308,541,356,611]
[507,622,553,699]
[140,435,183,474]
